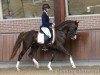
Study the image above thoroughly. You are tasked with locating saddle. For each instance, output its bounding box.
[37,26,53,45]
[37,25,55,51]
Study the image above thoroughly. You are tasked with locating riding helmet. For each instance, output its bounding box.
[42,4,50,10]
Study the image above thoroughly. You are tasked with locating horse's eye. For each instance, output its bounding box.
[75,27,77,31]
[71,27,75,30]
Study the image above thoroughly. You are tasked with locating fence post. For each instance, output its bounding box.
[54,0,66,25]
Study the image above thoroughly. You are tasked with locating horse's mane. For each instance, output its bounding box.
[55,20,75,30]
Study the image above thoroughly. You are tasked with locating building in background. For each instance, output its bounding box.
[0,0,100,62]
[2,0,54,18]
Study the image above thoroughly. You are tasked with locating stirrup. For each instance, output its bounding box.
[42,45,48,51]
[48,43,52,45]
[42,48,48,51]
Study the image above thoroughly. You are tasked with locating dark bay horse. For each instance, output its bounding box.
[10,20,79,71]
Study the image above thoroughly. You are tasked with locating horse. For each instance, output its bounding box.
[10,20,79,71]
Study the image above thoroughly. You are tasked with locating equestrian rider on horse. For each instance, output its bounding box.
[41,4,55,50]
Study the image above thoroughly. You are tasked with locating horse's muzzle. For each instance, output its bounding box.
[71,35,77,40]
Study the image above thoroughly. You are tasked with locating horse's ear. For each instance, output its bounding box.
[77,21,79,23]
[74,20,79,27]
[75,20,79,23]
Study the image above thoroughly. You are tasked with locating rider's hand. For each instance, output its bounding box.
[53,23,55,26]
[52,23,55,28]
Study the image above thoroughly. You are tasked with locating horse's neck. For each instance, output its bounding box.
[54,30,66,45]
[55,21,70,30]
[56,30,66,38]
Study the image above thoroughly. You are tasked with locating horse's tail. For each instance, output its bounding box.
[10,32,25,60]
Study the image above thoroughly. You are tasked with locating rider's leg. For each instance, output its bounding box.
[41,27,51,50]
[41,27,51,38]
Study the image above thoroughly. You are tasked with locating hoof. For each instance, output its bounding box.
[72,65,76,68]
[49,68,53,71]
[48,65,53,71]
[36,65,39,69]
[17,68,20,71]
[48,62,52,71]
[33,58,39,69]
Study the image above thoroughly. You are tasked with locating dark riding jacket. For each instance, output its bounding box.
[41,12,52,28]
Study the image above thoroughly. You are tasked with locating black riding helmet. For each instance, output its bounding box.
[42,4,50,10]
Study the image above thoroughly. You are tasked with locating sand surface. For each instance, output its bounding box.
[0,66,100,75]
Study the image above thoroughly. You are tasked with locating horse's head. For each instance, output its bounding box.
[68,20,79,40]
[56,20,79,40]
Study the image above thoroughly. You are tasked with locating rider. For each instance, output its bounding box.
[41,4,55,50]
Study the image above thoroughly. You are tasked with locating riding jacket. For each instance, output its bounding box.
[41,12,52,28]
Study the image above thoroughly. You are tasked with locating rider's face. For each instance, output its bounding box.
[45,8,49,12]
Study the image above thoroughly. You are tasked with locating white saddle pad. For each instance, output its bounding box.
[37,32,44,44]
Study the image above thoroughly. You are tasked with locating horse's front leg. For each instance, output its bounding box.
[31,45,40,69]
[58,45,76,68]
[48,51,57,71]
[69,55,76,68]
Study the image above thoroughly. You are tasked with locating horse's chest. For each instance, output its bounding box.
[57,34,66,43]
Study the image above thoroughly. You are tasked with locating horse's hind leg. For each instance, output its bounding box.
[32,58,39,68]
[16,49,28,71]
[29,43,40,68]
[28,43,38,58]
[48,51,57,71]
[16,43,30,71]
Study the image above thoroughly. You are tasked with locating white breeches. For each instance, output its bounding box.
[41,27,51,38]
